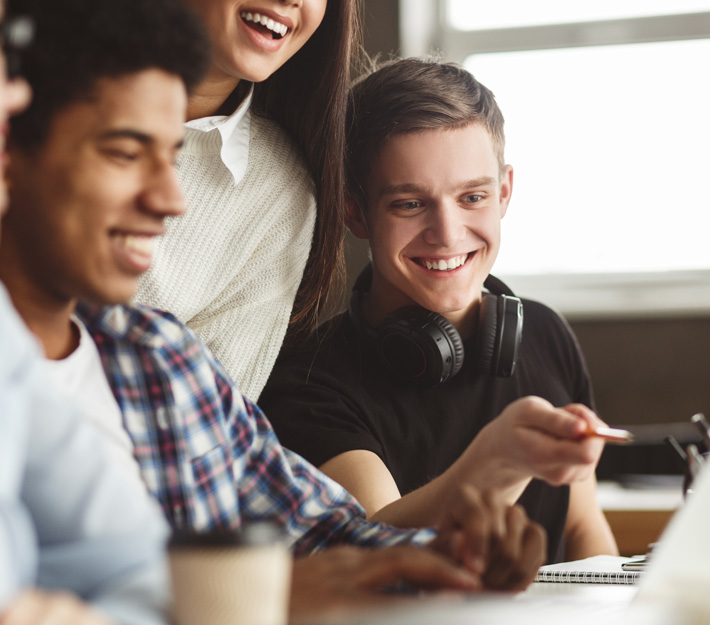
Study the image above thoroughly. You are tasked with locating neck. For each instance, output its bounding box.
[0,261,78,361]
[186,71,250,120]
[363,277,480,341]
[444,307,477,341]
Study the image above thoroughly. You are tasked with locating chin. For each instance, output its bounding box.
[82,284,136,307]
[415,291,472,311]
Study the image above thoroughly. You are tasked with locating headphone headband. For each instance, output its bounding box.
[484,274,516,297]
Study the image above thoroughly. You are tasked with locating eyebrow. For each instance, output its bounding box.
[97,129,184,150]
[379,176,498,198]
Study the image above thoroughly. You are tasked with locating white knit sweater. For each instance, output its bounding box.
[135,113,316,401]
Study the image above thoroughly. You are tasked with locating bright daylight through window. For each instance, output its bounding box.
[465,39,710,277]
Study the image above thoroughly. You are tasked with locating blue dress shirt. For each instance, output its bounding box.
[0,284,170,625]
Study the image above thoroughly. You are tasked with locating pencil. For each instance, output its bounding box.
[585,426,634,444]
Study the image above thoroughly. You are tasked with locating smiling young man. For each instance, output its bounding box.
[260,58,619,563]
[0,1,549,616]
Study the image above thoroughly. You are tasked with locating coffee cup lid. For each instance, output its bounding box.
[169,522,285,549]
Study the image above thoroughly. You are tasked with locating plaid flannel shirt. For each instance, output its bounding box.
[77,304,432,556]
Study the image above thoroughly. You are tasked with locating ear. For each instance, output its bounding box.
[345,198,370,240]
[498,164,514,219]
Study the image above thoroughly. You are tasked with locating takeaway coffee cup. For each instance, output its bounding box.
[168,523,291,625]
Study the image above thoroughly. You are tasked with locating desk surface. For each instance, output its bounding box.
[596,479,684,511]
[329,583,647,625]
[301,575,689,625]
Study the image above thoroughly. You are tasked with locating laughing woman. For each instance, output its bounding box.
[135,0,357,400]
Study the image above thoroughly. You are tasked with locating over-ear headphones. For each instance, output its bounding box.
[348,264,523,387]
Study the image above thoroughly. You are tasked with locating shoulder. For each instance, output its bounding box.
[260,311,386,467]
[77,303,232,380]
[269,311,361,384]
[249,113,312,185]
[261,311,368,413]
[0,285,40,381]
[243,114,315,234]
[77,303,195,348]
[516,296,591,397]
[79,303,253,410]
[519,297,576,340]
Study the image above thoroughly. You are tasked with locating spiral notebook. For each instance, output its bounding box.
[535,555,641,585]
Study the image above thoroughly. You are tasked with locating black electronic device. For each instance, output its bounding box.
[348,264,523,387]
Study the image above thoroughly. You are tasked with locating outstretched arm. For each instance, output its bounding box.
[564,474,618,559]
[320,396,606,529]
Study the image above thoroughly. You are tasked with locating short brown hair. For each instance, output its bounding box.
[346,57,506,210]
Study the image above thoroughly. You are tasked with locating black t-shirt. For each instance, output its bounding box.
[260,298,594,563]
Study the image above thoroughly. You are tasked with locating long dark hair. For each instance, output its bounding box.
[253,0,361,343]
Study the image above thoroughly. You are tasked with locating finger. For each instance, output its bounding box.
[512,522,547,590]
[484,508,547,591]
[0,591,46,625]
[509,396,590,441]
[434,486,494,574]
[487,520,547,591]
[562,403,606,432]
[352,546,482,592]
[482,504,525,590]
[1,591,77,625]
[1,592,113,625]
[516,425,605,482]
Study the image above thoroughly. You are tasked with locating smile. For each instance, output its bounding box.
[414,253,472,272]
[111,232,160,275]
[241,11,289,39]
[113,233,155,257]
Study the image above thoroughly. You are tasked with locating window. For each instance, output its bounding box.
[446,0,710,30]
[400,1,710,317]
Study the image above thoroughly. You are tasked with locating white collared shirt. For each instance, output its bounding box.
[184,85,254,185]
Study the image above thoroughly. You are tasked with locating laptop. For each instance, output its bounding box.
[630,456,710,623]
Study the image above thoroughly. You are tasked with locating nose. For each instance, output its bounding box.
[2,76,31,117]
[141,161,186,219]
[423,201,466,248]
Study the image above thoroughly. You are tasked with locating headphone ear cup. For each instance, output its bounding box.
[378,308,464,387]
[432,314,465,379]
[476,294,500,376]
[476,293,524,377]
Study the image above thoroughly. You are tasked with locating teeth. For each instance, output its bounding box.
[115,234,154,256]
[422,255,467,271]
[241,11,288,36]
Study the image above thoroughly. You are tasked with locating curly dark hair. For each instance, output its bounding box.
[7,0,211,150]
